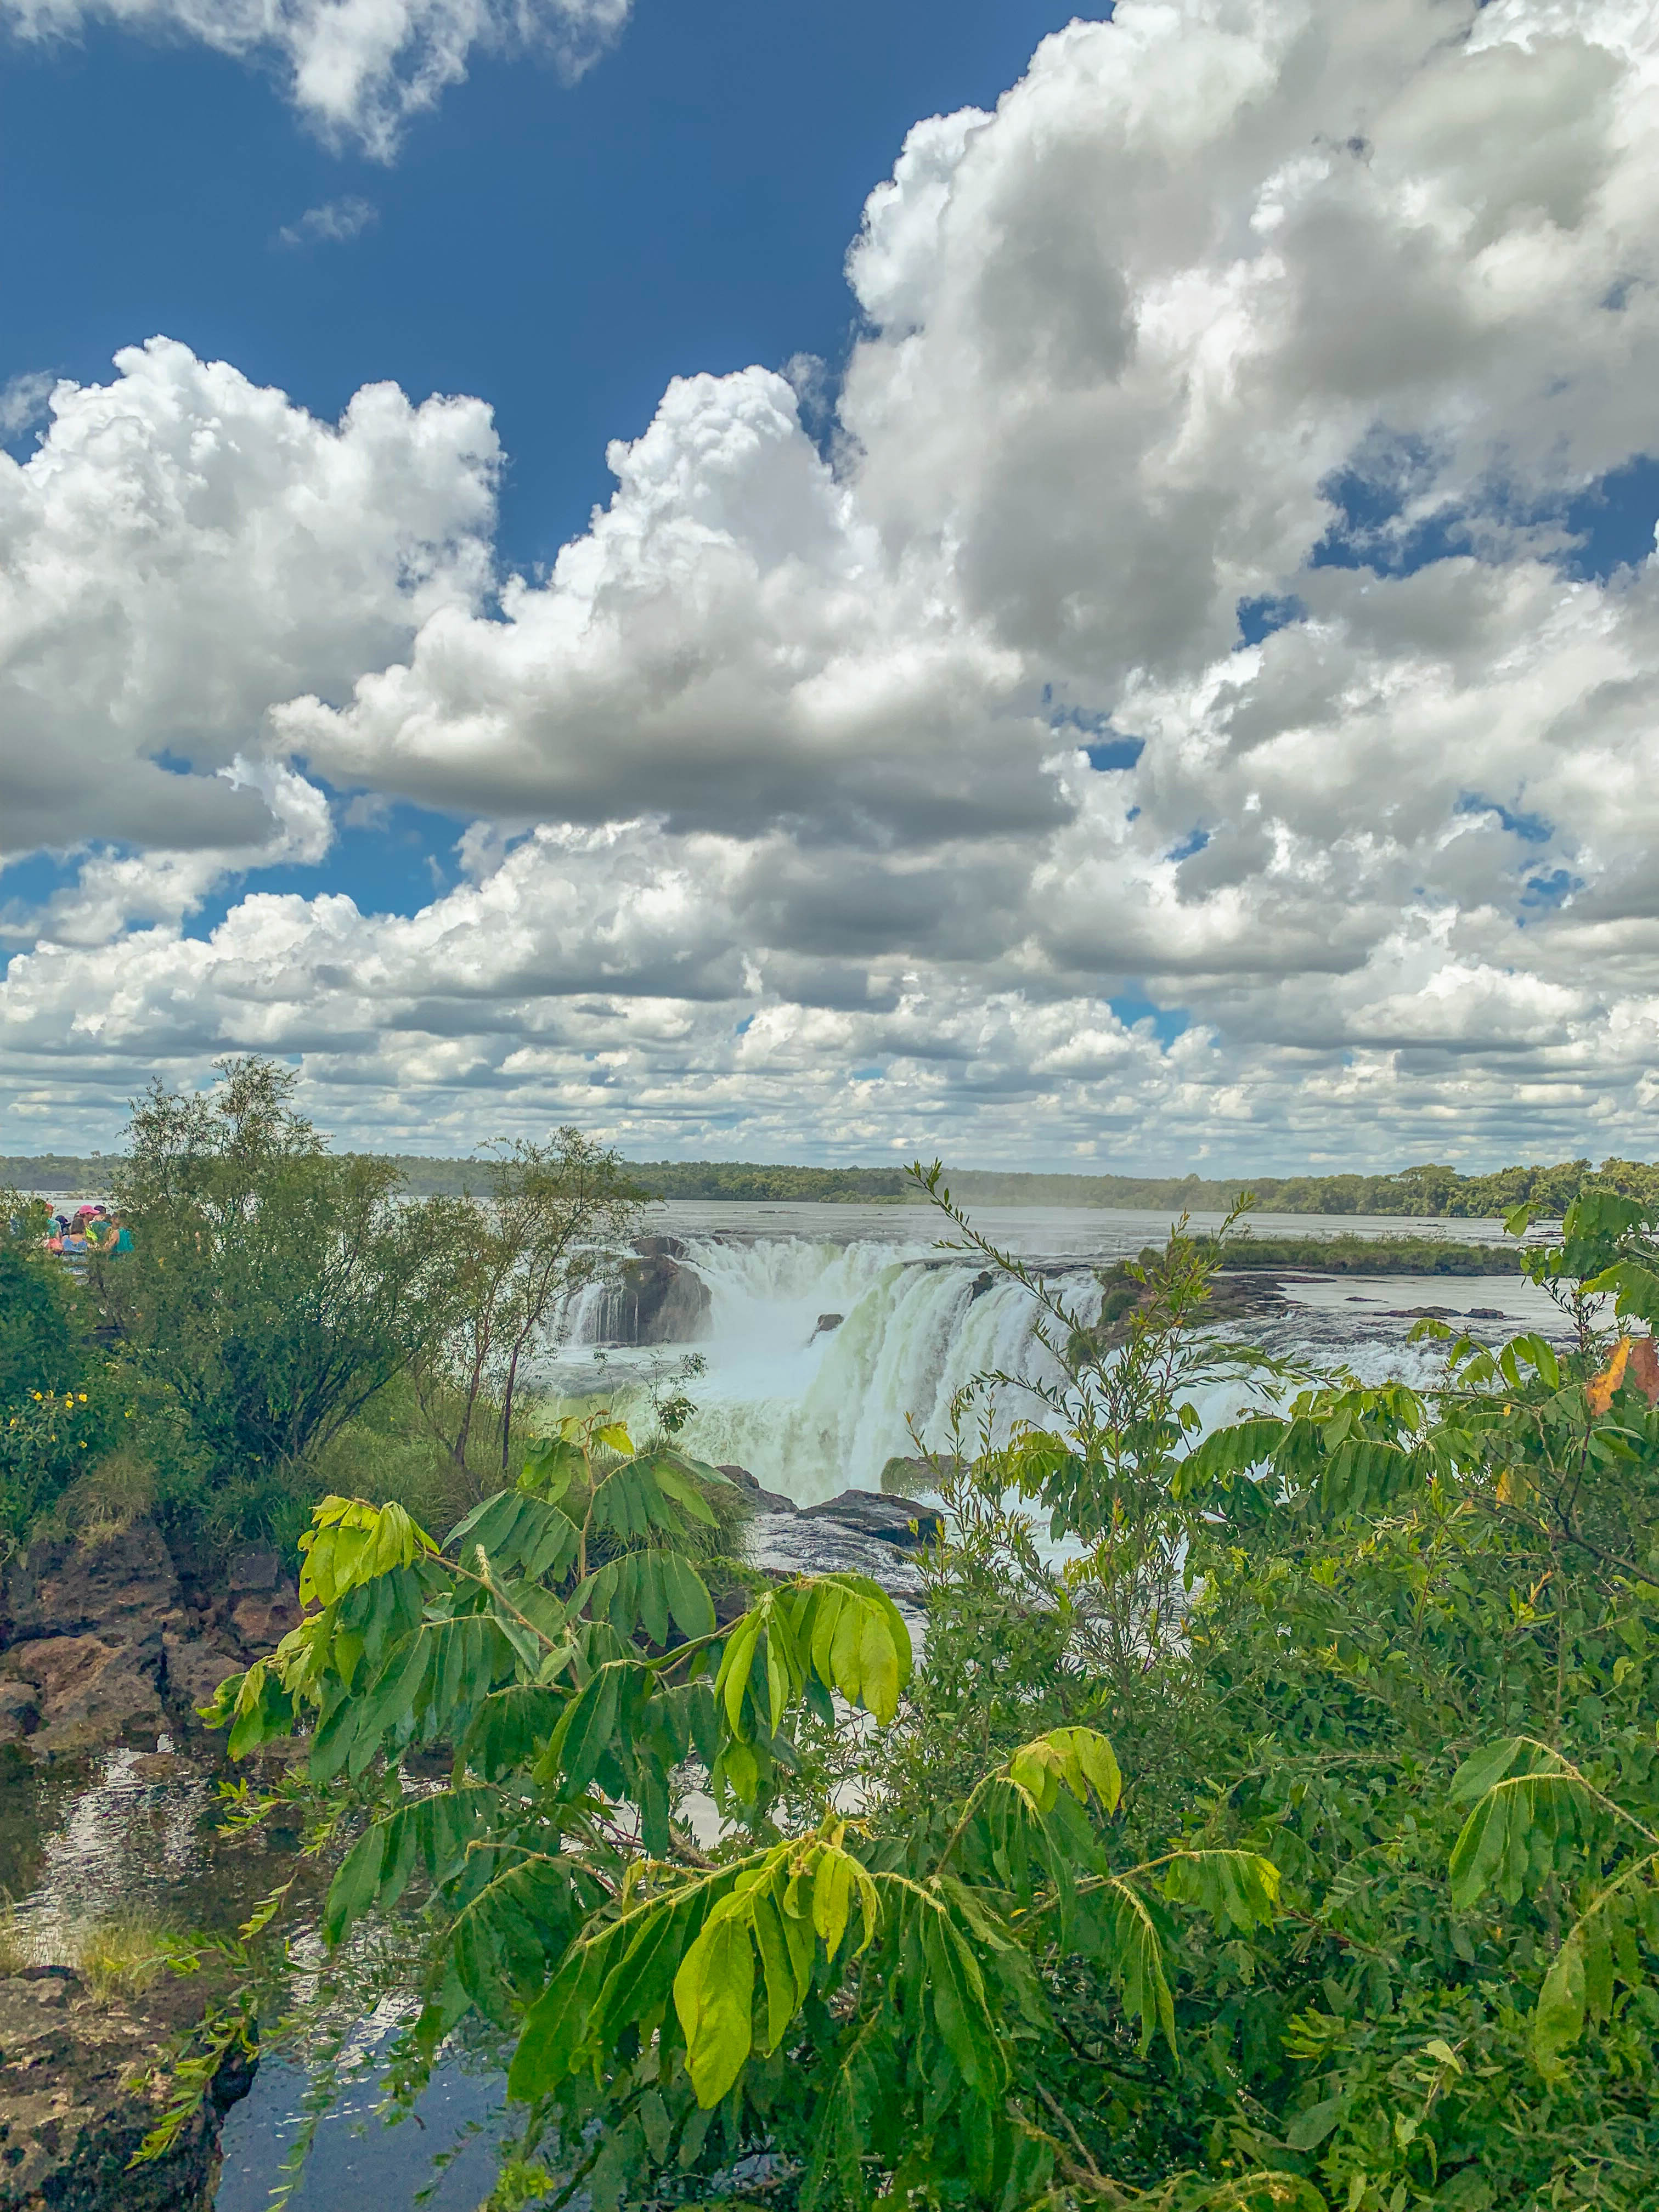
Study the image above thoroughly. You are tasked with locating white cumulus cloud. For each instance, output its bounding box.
[0,336,499,865]
[5,0,1659,1163]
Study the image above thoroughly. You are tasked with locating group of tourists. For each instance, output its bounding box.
[44,1203,132,1259]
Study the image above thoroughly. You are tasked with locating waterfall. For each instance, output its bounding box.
[549,1228,1097,1506]
[537,1205,1548,1510]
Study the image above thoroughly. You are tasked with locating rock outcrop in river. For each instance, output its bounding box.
[603,1235,714,1344]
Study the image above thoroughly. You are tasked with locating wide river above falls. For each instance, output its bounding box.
[6,1200,1564,2207]
[541,1199,1561,1504]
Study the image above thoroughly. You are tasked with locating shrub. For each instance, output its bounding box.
[103,1059,449,1502]
[140,1177,1659,2209]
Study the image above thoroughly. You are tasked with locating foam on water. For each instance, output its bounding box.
[557,1229,1094,1503]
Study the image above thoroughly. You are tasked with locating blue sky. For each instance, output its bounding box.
[0,0,1080,570]
[0,0,1089,946]
[2,0,1658,1170]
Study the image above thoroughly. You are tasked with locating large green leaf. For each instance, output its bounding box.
[447,1488,580,1582]
[300,1496,435,1607]
[579,1549,715,1645]
[1448,1756,1586,1912]
[674,1902,757,2108]
[918,1901,1006,2097]
[323,1785,494,1945]
[1007,1725,1121,1815]
[1533,1931,1587,2070]
[1162,1848,1282,1932]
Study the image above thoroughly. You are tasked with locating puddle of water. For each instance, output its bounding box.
[0,1747,501,2207]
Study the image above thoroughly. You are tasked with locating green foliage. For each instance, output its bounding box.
[628,1160,910,1202]
[0,1210,91,1404]
[20,1147,1659,1218]
[1202,1232,1525,1275]
[0,1381,121,1541]
[178,1378,1280,2211]
[413,1130,643,1484]
[103,1059,448,1519]
[0,1195,119,1537]
[145,1170,1659,2209]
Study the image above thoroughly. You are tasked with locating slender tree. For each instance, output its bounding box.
[415,1128,642,1488]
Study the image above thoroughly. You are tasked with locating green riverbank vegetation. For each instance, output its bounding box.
[1206,1233,1528,1275]
[1,1059,647,1562]
[134,1169,1659,2211]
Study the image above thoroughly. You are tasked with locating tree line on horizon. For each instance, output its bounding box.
[8,1148,1659,1217]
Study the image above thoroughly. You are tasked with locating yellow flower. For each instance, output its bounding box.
[77,1392,87,1403]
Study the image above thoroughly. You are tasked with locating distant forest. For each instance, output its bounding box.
[9,1149,1659,1217]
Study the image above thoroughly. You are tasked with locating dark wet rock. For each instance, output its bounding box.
[716,1464,797,1515]
[227,1588,302,1651]
[0,1525,177,1758]
[878,1455,957,1496]
[160,1630,246,1724]
[968,1270,995,1302]
[0,1681,39,1747]
[746,1510,925,1600]
[603,1251,712,1345]
[0,1519,179,1650]
[1466,1307,1507,1321]
[813,1313,844,1334]
[227,1547,283,1594]
[1204,1275,1294,1324]
[0,1519,298,1760]
[634,1233,690,1261]
[1070,1268,1286,1359]
[799,1488,944,1549]
[0,1635,167,1759]
[0,1964,253,2210]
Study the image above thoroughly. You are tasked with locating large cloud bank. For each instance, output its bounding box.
[4,0,1659,1164]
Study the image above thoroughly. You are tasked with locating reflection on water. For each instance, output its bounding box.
[0,1745,495,2207]
[0,1743,297,1961]
[216,2052,509,2211]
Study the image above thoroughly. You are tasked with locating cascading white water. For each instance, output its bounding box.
[541,1205,1560,1509]
[553,1229,1097,1505]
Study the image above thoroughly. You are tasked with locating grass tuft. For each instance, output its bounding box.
[0,1899,30,1976]
[70,1905,177,2000]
